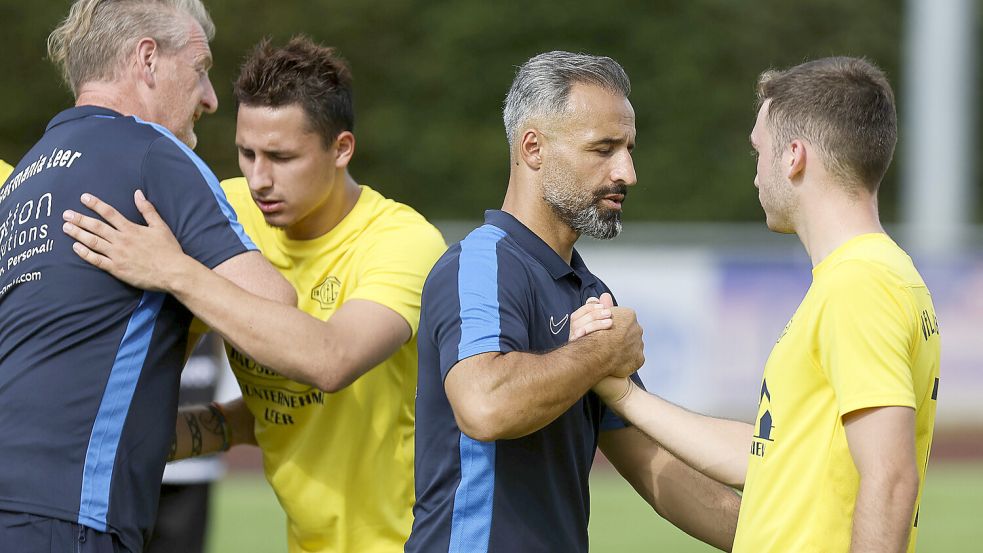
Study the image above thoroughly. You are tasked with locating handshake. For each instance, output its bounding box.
[567,293,644,403]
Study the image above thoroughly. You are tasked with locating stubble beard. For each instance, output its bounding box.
[541,164,625,240]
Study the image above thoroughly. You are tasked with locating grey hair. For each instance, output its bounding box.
[503,50,630,149]
[47,0,216,95]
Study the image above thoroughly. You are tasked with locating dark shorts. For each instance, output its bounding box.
[0,511,127,553]
[145,483,212,553]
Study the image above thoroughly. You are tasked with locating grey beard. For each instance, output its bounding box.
[543,175,628,240]
[543,182,624,240]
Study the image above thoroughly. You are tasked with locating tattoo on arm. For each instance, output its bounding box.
[201,408,224,437]
[185,412,203,457]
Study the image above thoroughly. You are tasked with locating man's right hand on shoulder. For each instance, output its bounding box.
[63,190,192,292]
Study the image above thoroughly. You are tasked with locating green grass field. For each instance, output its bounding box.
[206,462,983,552]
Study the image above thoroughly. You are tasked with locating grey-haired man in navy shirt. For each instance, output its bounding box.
[0,1,294,552]
[405,51,741,553]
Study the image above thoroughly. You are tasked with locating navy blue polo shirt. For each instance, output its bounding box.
[0,106,255,552]
[407,210,638,553]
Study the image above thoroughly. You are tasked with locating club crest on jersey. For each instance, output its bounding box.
[311,276,341,309]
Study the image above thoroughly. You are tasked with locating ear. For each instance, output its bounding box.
[787,139,807,180]
[333,131,355,169]
[135,37,159,87]
[518,128,544,170]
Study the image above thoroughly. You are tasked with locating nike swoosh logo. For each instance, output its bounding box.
[550,314,569,335]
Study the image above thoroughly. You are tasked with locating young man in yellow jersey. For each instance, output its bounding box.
[0,159,11,180]
[62,37,446,552]
[589,57,941,552]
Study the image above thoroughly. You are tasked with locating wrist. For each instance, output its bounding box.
[164,255,201,296]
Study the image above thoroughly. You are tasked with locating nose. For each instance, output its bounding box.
[245,155,273,193]
[200,75,218,114]
[612,151,637,187]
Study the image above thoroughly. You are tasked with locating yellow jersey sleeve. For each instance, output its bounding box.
[817,259,917,416]
[0,159,13,183]
[347,220,445,337]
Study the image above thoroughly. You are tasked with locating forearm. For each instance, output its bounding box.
[601,428,740,552]
[169,404,228,461]
[451,337,610,440]
[166,256,352,391]
[646,450,740,552]
[607,380,752,488]
[169,399,256,462]
[850,473,918,552]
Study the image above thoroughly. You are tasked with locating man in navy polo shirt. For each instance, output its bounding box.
[406,51,741,552]
[0,2,293,552]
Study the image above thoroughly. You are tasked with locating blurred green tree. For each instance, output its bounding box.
[2,0,972,224]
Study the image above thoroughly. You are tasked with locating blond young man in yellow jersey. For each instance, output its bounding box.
[60,37,445,552]
[586,57,940,553]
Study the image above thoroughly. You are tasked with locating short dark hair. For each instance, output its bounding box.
[234,36,354,148]
[756,56,897,192]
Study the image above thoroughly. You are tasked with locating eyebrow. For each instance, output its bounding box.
[587,137,634,149]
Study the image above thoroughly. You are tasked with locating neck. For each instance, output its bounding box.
[795,183,884,266]
[75,81,145,118]
[501,172,578,264]
[285,171,361,240]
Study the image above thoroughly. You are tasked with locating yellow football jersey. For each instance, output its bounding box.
[734,233,940,553]
[221,178,446,553]
[1,159,12,182]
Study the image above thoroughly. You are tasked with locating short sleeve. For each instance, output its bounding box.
[423,229,532,380]
[346,220,446,338]
[141,137,255,269]
[818,260,917,416]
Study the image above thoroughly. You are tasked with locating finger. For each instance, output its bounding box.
[63,221,113,255]
[71,241,114,271]
[569,308,612,335]
[80,193,132,229]
[63,210,119,242]
[134,189,167,227]
[571,317,613,339]
[599,292,614,309]
[570,301,602,321]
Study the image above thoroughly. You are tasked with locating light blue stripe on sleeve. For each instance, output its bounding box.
[447,223,505,552]
[78,291,166,530]
[132,116,256,251]
[456,225,507,361]
[448,435,496,553]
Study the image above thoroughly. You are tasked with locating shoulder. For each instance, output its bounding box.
[424,226,531,295]
[818,257,907,298]
[357,186,445,244]
[219,177,255,213]
[0,159,13,182]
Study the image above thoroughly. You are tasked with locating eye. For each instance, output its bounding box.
[238,149,255,160]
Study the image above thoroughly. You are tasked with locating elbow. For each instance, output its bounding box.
[453,399,511,442]
[278,282,298,307]
[310,350,362,393]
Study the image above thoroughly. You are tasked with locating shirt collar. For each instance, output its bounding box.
[483,210,597,286]
[46,105,123,132]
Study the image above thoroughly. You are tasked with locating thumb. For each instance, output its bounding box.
[134,189,165,227]
[599,292,614,309]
